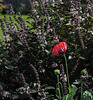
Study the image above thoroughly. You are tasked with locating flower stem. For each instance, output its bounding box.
[81,80,83,100]
[59,82,64,97]
[57,75,61,100]
[63,54,71,93]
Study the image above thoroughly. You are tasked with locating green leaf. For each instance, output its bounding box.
[40,44,45,47]
[63,85,77,100]
[12,94,19,100]
[63,94,71,100]
[45,49,50,54]
[29,88,37,94]
[0,59,3,62]
[75,48,81,53]
[82,95,91,100]
[41,84,48,88]
[65,16,71,18]
[79,56,86,60]
[73,80,80,85]
[71,85,77,96]
[0,50,9,58]
[83,91,93,99]
[45,86,55,90]
[17,41,22,45]
[5,65,14,70]
[60,18,65,21]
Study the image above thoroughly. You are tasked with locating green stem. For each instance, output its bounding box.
[64,54,71,93]
[59,82,64,97]
[57,75,61,100]
[81,80,83,100]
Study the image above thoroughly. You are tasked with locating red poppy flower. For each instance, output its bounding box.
[52,42,67,56]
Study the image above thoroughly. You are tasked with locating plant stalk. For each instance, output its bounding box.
[81,80,83,100]
[57,75,61,100]
[64,54,71,93]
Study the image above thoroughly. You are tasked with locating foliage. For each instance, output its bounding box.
[0,3,7,14]
[0,0,93,100]
[0,0,7,14]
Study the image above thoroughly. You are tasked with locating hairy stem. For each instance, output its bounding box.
[57,75,61,100]
[64,54,71,93]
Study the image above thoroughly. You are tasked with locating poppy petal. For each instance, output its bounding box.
[52,42,67,56]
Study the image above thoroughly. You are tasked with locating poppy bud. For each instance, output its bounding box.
[54,69,60,75]
[81,69,86,76]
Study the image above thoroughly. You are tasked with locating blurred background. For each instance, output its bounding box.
[0,0,86,15]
